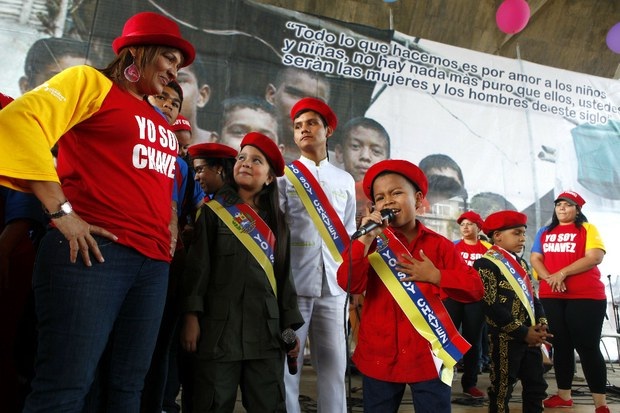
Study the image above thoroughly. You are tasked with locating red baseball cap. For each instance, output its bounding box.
[554,190,586,208]
[457,210,484,229]
[240,132,285,177]
[112,12,195,67]
[188,143,237,160]
[363,159,428,200]
[482,210,527,237]
[172,114,191,132]
[290,97,337,130]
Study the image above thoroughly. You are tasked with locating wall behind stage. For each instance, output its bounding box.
[1,0,618,298]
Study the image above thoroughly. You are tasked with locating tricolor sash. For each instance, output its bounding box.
[206,195,277,297]
[285,160,350,262]
[367,228,470,386]
[484,247,535,326]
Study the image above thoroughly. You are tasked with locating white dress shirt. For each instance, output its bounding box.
[278,155,357,297]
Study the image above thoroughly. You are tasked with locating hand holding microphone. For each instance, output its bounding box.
[352,208,396,239]
[281,328,299,375]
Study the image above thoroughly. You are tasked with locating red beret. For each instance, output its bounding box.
[363,159,428,200]
[188,143,237,160]
[554,190,585,208]
[112,12,195,67]
[172,114,192,132]
[457,210,484,229]
[290,97,337,130]
[240,132,285,177]
[482,210,527,237]
[0,92,13,108]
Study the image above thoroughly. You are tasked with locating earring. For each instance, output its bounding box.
[124,62,140,83]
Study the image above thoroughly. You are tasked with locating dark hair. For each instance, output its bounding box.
[273,67,330,100]
[166,80,184,110]
[24,37,89,81]
[419,153,467,200]
[470,192,517,218]
[219,95,277,132]
[252,172,289,283]
[202,157,236,187]
[419,154,464,186]
[340,117,391,158]
[182,54,208,83]
[547,205,588,232]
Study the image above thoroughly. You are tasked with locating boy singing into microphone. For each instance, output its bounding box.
[336,159,484,412]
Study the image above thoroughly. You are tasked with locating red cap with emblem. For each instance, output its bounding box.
[554,190,586,208]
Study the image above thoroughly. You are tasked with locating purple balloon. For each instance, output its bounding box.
[606,22,620,54]
[496,0,530,34]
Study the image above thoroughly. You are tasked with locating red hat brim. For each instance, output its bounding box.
[112,12,195,67]
[554,191,586,208]
[188,143,238,160]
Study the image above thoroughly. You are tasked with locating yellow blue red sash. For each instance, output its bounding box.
[285,161,350,262]
[484,247,535,325]
[206,196,277,297]
[367,228,470,385]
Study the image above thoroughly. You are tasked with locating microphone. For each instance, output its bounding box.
[352,208,396,239]
[281,328,298,375]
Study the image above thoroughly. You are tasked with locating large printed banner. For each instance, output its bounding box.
[1,0,619,292]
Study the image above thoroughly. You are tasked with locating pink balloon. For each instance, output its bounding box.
[606,22,620,54]
[496,0,531,34]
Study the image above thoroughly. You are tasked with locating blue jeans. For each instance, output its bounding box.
[23,229,169,413]
[362,375,451,413]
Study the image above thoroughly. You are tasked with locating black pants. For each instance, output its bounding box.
[540,298,607,393]
[444,298,485,391]
[488,333,547,413]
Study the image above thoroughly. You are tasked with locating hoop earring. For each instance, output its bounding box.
[124,62,140,83]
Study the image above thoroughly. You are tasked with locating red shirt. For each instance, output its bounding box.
[454,239,491,266]
[532,222,606,300]
[337,220,484,383]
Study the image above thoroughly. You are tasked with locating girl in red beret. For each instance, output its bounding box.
[337,159,484,412]
[180,132,303,412]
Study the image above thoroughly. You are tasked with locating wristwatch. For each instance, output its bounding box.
[44,200,73,219]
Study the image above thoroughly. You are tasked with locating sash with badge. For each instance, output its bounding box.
[483,246,535,325]
[206,194,277,297]
[284,160,350,262]
[367,228,470,385]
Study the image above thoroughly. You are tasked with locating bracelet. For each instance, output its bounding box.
[171,206,178,212]
[560,271,566,278]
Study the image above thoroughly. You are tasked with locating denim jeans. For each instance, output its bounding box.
[23,229,169,413]
[362,375,451,413]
